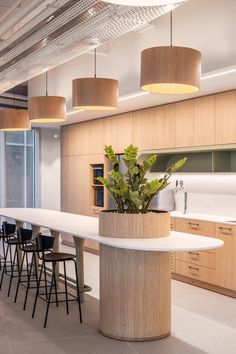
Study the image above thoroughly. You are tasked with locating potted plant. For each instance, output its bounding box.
[97,144,186,239]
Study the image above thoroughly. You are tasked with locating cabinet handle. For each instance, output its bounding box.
[188,251,199,257]
[218,226,232,232]
[188,222,199,227]
[188,266,199,272]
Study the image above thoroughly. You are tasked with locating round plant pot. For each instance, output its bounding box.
[99,210,170,239]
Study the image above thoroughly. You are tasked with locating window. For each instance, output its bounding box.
[2,130,36,208]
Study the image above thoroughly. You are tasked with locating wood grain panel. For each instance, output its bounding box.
[193,95,215,146]
[174,99,194,148]
[100,245,171,341]
[176,251,216,269]
[176,260,216,284]
[99,211,170,238]
[216,223,236,291]
[215,90,236,144]
[132,104,175,150]
[103,113,133,153]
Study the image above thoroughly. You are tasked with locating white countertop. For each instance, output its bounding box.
[0,208,223,252]
[171,211,236,225]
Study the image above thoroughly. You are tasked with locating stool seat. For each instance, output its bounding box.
[23,243,38,252]
[43,252,76,262]
[7,237,19,245]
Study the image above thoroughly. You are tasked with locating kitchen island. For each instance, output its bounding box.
[0,208,223,341]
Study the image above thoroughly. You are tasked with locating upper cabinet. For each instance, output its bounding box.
[132,104,175,150]
[89,119,104,155]
[193,95,215,146]
[174,99,194,148]
[215,90,236,145]
[103,112,133,153]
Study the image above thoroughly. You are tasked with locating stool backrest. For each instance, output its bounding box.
[2,221,16,239]
[17,227,33,249]
[35,235,54,259]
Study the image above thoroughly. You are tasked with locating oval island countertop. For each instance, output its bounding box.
[0,208,224,252]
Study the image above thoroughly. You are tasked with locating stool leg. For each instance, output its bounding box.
[43,261,48,300]
[0,243,9,290]
[23,253,34,310]
[52,262,58,307]
[73,259,82,323]
[33,252,39,287]
[63,261,69,315]
[32,260,44,318]
[14,251,26,303]
[44,262,54,328]
[8,246,17,297]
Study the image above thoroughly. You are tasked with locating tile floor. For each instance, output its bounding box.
[0,242,235,354]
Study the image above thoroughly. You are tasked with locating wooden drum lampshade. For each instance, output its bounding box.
[0,109,30,131]
[141,46,201,94]
[28,96,66,123]
[72,77,118,110]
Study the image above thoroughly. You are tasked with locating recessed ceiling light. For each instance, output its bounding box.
[105,0,185,6]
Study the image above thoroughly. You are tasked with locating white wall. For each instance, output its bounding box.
[39,128,61,211]
[147,171,236,217]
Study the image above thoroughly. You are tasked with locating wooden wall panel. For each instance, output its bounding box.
[193,95,215,146]
[174,99,194,148]
[103,112,133,153]
[215,90,236,144]
[132,104,175,150]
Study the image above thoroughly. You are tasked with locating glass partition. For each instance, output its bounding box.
[3,130,35,208]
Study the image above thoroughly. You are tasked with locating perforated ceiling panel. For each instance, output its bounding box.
[0,0,184,93]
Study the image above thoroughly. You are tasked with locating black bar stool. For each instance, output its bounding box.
[14,227,38,310]
[32,234,82,328]
[0,222,19,296]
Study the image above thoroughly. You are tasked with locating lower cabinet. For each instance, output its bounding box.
[173,217,236,295]
[175,260,216,284]
[215,223,236,291]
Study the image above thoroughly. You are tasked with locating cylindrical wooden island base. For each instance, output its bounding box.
[100,245,171,341]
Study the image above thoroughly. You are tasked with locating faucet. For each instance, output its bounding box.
[179,180,188,214]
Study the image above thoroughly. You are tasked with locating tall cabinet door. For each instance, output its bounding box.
[132,104,175,150]
[174,99,194,148]
[215,90,236,144]
[215,223,236,291]
[103,113,133,153]
[193,95,215,146]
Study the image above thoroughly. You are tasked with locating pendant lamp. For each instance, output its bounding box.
[0,109,30,131]
[140,11,201,94]
[29,71,66,123]
[105,0,184,6]
[0,88,30,131]
[72,48,118,110]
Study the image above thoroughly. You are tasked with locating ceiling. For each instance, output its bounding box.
[26,0,236,127]
[0,0,20,23]
[0,0,184,93]
[1,0,236,127]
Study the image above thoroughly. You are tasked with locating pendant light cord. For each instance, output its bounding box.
[46,71,48,96]
[170,10,173,46]
[94,47,97,78]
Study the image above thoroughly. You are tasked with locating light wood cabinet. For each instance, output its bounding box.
[175,218,215,244]
[103,113,133,153]
[193,95,215,146]
[215,90,236,144]
[89,118,104,154]
[132,105,175,150]
[176,260,216,284]
[216,223,236,291]
[174,99,194,148]
[176,251,216,269]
